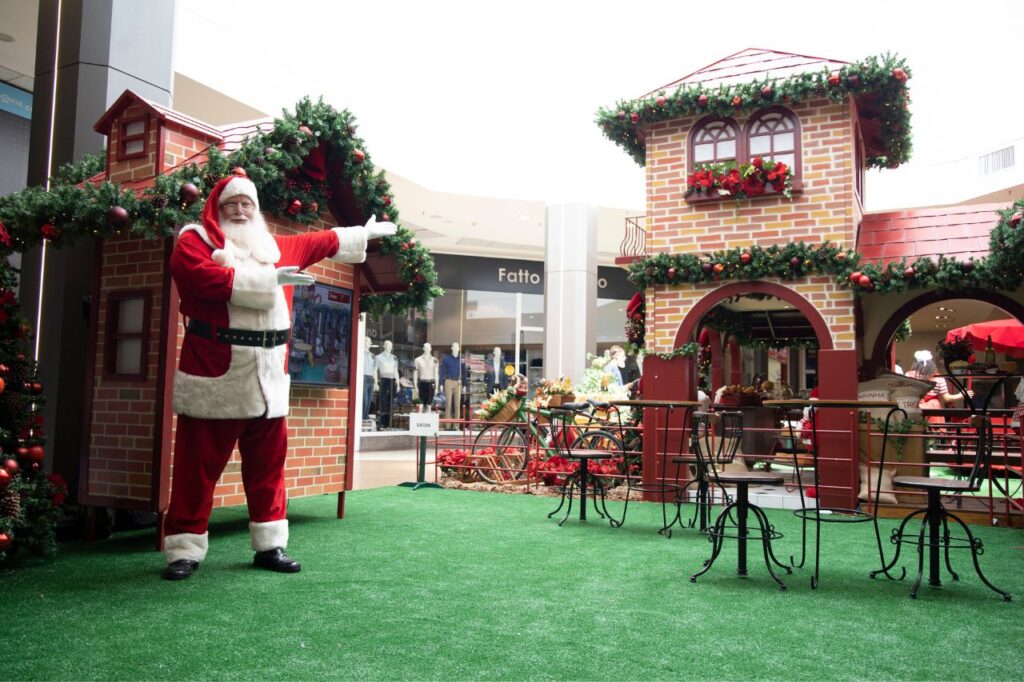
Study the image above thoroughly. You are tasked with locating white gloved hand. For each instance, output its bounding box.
[276,266,315,287]
[364,214,398,241]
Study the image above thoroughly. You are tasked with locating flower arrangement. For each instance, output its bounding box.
[536,376,574,397]
[437,448,471,478]
[685,157,793,200]
[473,387,517,421]
[937,335,973,365]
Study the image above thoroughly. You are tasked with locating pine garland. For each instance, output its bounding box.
[596,52,912,169]
[0,97,442,317]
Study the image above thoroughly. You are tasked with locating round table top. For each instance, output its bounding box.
[293,341,313,351]
[763,399,898,408]
[608,399,699,408]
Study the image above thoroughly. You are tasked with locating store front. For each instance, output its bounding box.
[362,254,634,428]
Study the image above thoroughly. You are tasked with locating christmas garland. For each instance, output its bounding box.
[701,306,819,350]
[0,97,442,317]
[596,53,912,169]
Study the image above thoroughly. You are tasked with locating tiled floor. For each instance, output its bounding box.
[352,448,436,490]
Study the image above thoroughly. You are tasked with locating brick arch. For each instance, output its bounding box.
[673,280,835,350]
[867,289,1024,376]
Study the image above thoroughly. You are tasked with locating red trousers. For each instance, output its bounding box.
[165,414,288,537]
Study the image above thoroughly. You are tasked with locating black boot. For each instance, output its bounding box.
[162,559,199,581]
[253,547,301,573]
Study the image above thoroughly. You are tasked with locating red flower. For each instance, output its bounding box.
[751,156,764,169]
[47,473,68,507]
[0,221,10,248]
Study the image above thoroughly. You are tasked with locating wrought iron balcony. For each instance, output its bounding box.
[616,215,647,265]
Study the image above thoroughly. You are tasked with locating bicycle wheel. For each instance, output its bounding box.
[472,423,529,484]
[571,430,625,482]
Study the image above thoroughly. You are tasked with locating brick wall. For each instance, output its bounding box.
[642,97,858,350]
[161,122,214,173]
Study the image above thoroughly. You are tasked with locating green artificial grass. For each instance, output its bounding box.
[1,488,1022,681]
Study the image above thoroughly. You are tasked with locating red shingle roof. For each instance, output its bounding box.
[857,204,1003,264]
[641,48,850,99]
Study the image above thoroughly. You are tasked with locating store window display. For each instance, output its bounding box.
[439,342,467,426]
[375,340,399,428]
[413,343,439,409]
[362,336,376,420]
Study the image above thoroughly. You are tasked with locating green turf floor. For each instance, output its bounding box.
[1,487,1022,680]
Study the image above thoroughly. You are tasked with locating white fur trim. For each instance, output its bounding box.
[230,262,278,310]
[164,532,209,563]
[250,519,288,551]
[219,177,259,210]
[212,248,235,267]
[331,226,369,264]
[179,223,215,249]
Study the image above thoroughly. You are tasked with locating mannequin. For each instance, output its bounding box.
[439,342,465,426]
[362,336,376,420]
[375,340,399,428]
[486,346,503,394]
[413,343,439,410]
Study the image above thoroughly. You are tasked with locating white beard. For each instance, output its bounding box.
[219,211,280,264]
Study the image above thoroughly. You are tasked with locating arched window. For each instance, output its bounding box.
[746,107,800,175]
[690,117,739,167]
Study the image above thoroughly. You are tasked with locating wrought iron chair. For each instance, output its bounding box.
[688,411,791,590]
[545,403,622,526]
[872,413,1012,601]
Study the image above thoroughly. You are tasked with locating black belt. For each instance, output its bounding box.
[186,319,290,348]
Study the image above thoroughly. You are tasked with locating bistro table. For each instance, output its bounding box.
[545,403,620,525]
[763,399,907,589]
[608,399,699,536]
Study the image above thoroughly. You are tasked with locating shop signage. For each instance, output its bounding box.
[408,412,440,436]
[433,254,634,299]
[0,83,32,120]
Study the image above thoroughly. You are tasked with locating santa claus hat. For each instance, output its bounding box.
[200,168,257,250]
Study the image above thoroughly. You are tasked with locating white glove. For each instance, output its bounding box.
[276,266,315,287]
[364,215,398,241]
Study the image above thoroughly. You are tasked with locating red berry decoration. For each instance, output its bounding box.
[849,271,862,284]
[179,183,200,206]
[1009,212,1022,227]
[828,72,841,86]
[960,260,975,273]
[697,94,708,107]
[287,199,302,215]
[892,67,908,83]
[106,205,130,228]
[731,95,742,107]
[40,223,61,241]
[298,125,313,136]
[0,533,12,552]
[858,274,872,288]
[29,446,45,463]
[760,85,773,99]
[655,95,667,107]
[740,252,752,265]
[790,256,802,269]
[629,112,640,124]
[353,149,366,164]
[903,267,916,280]
[667,267,677,279]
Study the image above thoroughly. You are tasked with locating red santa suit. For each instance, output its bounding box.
[162,172,372,564]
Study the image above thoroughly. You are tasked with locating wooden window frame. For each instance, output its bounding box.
[103,290,152,381]
[687,115,742,171]
[117,115,149,161]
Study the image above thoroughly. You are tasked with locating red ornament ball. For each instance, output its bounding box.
[697,94,708,107]
[106,205,130,228]
[298,125,313,136]
[903,267,916,280]
[701,262,713,274]
[353,150,366,164]
[3,458,18,476]
[231,167,248,178]
[179,183,200,206]
[713,263,725,274]
[760,85,773,99]
[287,199,302,215]
[264,146,276,157]
[667,267,677,279]
[655,95,667,107]
[0,364,7,374]
[629,112,640,124]
[0,532,12,551]
[40,223,61,241]
[960,260,975,273]
[847,74,861,88]
[789,256,802,269]
[382,195,392,206]
[849,271,863,284]
[308,201,319,213]
[16,446,29,460]
[858,274,872,288]
[1009,212,1022,227]
[731,95,742,107]
[835,251,847,262]
[740,252,752,265]
[616,110,626,119]
[828,72,841,86]
[29,446,45,462]
[31,382,42,394]
[0,467,10,491]
[892,67,908,83]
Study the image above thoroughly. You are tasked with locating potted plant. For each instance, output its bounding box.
[937,335,973,374]
[535,376,575,407]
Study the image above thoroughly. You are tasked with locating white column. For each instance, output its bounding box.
[544,203,597,385]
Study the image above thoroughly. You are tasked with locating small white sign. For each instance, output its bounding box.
[408,412,440,436]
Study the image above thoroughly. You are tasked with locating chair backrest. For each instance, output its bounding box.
[546,403,589,457]
[963,414,995,492]
[690,411,743,480]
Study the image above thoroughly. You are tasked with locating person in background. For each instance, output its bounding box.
[906,350,971,426]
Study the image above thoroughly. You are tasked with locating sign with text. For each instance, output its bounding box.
[433,254,633,299]
[408,412,440,436]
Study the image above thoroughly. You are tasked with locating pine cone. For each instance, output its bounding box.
[644,266,657,278]
[150,195,168,209]
[6,360,32,388]
[0,487,20,519]
[0,393,30,426]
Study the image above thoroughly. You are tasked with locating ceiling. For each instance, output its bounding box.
[0,0,38,91]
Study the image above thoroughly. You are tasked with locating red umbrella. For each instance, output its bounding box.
[945,318,1024,359]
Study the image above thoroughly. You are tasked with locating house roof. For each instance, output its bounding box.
[93,90,225,141]
[641,48,850,99]
[857,204,1003,264]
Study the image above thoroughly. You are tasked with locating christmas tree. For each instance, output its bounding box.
[0,220,65,561]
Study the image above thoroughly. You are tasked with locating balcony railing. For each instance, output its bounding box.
[618,215,647,261]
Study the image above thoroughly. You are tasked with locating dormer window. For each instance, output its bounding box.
[691,118,739,165]
[117,116,149,160]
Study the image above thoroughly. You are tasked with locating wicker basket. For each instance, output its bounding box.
[488,396,521,423]
[545,394,576,408]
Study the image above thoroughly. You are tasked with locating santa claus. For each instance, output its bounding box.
[161,168,395,580]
